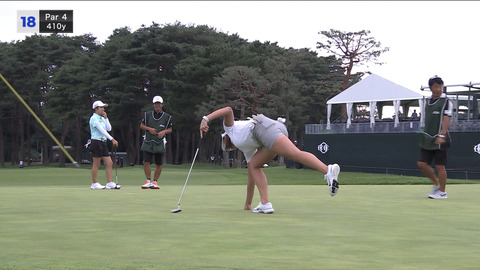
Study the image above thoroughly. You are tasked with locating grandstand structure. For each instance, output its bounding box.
[304,81,480,180]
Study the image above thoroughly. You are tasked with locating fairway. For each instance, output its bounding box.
[1,165,479,270]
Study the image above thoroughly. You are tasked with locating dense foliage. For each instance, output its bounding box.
[0,23,356,167]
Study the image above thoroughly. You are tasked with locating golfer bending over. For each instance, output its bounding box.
[199,106,340,214]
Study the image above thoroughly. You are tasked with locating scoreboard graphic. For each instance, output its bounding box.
[17,10,73,34]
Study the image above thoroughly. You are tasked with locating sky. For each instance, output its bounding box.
[1,1,480,92]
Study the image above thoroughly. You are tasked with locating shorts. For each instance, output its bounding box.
[252,114,288,150]
[143,151,164,165]
[90,139,110,157]
[418,148,448,166]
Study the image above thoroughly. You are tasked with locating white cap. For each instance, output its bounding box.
[152,96,163,103]
[92,100,108,109]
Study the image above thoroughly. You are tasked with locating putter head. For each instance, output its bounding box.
[171,208,182,213]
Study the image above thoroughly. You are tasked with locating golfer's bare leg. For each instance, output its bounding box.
[91,157,102,183]
[144,162,152,179]
[435,165,447,192]
[417,161,438,186]
[271,135,328,174]
[154,165,162,181]
[248,148,277,205]
[103,156,113,183]
[244,173,255,210]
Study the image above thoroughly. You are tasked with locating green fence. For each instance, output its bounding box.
[304,132,480,180]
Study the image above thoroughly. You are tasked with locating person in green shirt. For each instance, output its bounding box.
[417,76,453,199]
[140,96,172,189]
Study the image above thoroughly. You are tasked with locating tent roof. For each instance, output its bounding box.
[327,74,429,105]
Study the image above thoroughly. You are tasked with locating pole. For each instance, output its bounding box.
[0,72,79,167]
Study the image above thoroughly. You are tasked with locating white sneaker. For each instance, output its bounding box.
[141,180,153,189]
[90,182,105,190]
[428,184,440,197]
[428,191,447,199]
[105,182,121,189]
[252,202,274,214]
[324,164,340,196]
[151,181,160,189]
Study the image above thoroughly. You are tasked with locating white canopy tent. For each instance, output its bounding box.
[326,74,430,129]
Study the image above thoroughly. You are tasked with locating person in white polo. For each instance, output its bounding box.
[89,100,120,190]
[199,106,340,214]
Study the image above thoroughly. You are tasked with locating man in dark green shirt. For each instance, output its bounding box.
[140,96,173,189]
[417,76,453,199]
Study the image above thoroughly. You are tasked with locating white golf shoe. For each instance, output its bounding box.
[324,164,340,196]
[428,191,447,199]
[428,184,440,197]
[151,181,160,189]
[141,180,153,189]
[106,182,121,189]
[90,182,105,190]
[252,202,274,214]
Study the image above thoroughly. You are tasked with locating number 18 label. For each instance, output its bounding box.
[17,10,39,33]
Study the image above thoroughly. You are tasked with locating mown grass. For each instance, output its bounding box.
[1,162,477,186]
[0,164,479,269]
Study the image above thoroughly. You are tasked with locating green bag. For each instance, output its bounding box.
[141,139,166,153]
[418,133,437,150]
[418,132,450,150]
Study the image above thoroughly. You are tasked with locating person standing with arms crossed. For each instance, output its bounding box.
[140,96,172,189]
[89,100,120,190]
[417,76,453,199]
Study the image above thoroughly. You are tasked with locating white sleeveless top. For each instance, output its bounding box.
[223,120,260,163]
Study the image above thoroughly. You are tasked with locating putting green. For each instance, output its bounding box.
[0,184,479,270]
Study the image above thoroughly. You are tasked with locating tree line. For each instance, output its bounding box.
[1,23,382,167]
